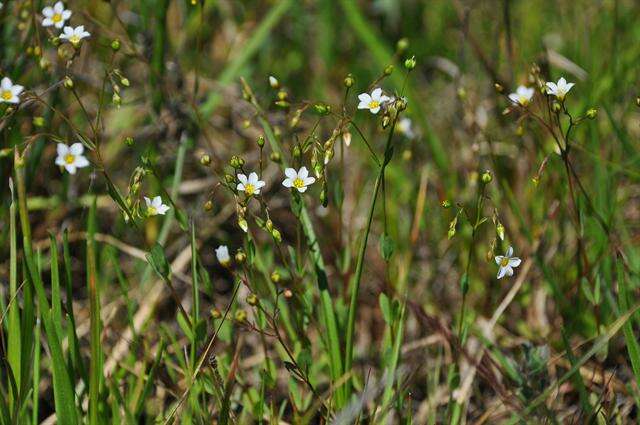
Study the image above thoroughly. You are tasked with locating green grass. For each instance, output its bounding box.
[1,0,640,423]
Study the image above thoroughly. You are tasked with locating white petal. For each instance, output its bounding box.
[508,93,519,104]
[56,143,69,156]
[545,82,557,94]
[370,106,380,114]
[144,197,152,207]
[237,173,248,185]
[62,10,72,20]
[42,6,54,17]
[42,17,54,26]
[358,93,371,102]
[157,205,170,215]
[74,155,89,168]
[64,164,77,174]
[54,2,64,13]
[506,267,514,277]
[255,180,266,189]
[497,266,506,279]
[371,88,382,100]
[304,176,315,186]
[296,185,308,193]
[494,255,504,265]
[284,168,297,179]
[152,196,163,208]
[237,183,245,191]
[248,172,259,184]
[69,142,84,155]
[54,20,65,29]
[509,257,521,267]
[11,85,24,96]
[282,178,293,188]
[379,95,391,103]
[506,246,513,257]
[1,77,12,90]
[357,100,370,110]
[55,156,66,166]
[298,166,309,179]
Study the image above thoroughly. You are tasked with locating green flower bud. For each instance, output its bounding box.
[344,74,354,88]
[441,199,451,208]
[397,38,409,52]
[270,152,282,163]
[235,250,246,264]
[314,103,331,115]
[292,145,301,159]
[229,155,245,169]
[384,65,394,76]
[120,77,130,87]
[111,39,121,51]
[64,76,74,89]
[33,116,45,127]
[404,55,416,70]
[124,136,134,146]
[271,228,282,243]
[257,135,265,148]
[481,170,492,184]
[586,108,598,119]
[270,270,281,283]
[225,174,235,184]
[552,102,561,113]
[211,308,222,319]
[203,200,214,211]
[246,293,258,306]
[200,154,211,166]
[235,310,247,323]
[265,219,274,232]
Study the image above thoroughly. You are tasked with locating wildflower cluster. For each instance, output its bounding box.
[42,2,90,47]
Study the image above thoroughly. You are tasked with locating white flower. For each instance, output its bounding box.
[357,88,390,114]
[508,85,535,107]
[494,246,521,279]
[342,131,352,147]
[236,172,265,196]
[0,77,24,104]
[60,25,90,46]
[144,196,170,216]
[268,75,279,88]
[42,2,71,29]
[215,245,231,266]
[397,117,416,139]
[545,77,574,101]
[282,166,315,193]
[55,143,90,174]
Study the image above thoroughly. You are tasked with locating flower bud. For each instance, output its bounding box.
[283,288,293,298]
[382,115,391,129]
[235,250,246,264]
[441,199,451,208]
[211,308,222,319]
[270,270,281,283]
[397,38,409,52]
[395,97,408,111]
[224,174,235,184]
[33,46,42,57]
[270,152,282,163]
[384,65,394,76]
[494,83,503,93]
[112,92,121,107]
[246,293,258,306]
[320,186,328,207]
[636,97,640,107]
[552,102,561,113]
[203,200,213,211]
[481,170,492,184]
[344,74,354,88]
[314,103,331,115]
[496,222,505,241]
[257,135,265,148]
[200,154,211,166]
[586,108,598,119]
[268,75,279,89]
[229,155,245,169]
[124,136,134,146]
[33,116,45,127]
[271,228,282,243]
[111,39,121,51]
[235,310,247,323]
[404,55,416,70]
[265,219,274,231]
[292,145,301,159]
[64,76,74,89]
[515,125,524,136]
[120,77,130,87]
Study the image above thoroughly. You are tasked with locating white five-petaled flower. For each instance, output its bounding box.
[42,2,72,29]
[237,172,266,196]
[0,77,24,104]
[508,85,535,107]
[545,77,575,101]
[55,143,89,174]
[144,196,170,216]
[494,246,521,279]
[357,88,390,114]
[60,25,90,46]
[282,167,315,193]
[215,245,231,266]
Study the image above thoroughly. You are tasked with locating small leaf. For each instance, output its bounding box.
[379,233,395,261]
[146,243,170,280]
[379,293,393,325]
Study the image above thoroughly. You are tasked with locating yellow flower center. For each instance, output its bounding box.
[518,95,529,106]
[147,206,157,216]
[70,35,80,45]
[368,100,380,110]
[293,178,305,189]
[244,183,255,195]
[1,90,12,101]
[52,13,62,23]
[64,154,75,164]
[500,257,510,267]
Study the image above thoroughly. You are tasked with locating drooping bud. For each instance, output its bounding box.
[64,76,74,89]
[200,154,211,166]
[246,293,258,306]
[203,200,214,211]
[268,75,279,89]
[270,152,282,163]
[344,74,354,88]
[404,55,416,70]
[384,65,394,76]
[235,250,247,264]
[270,270,281,283]
[481,170,492,184]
